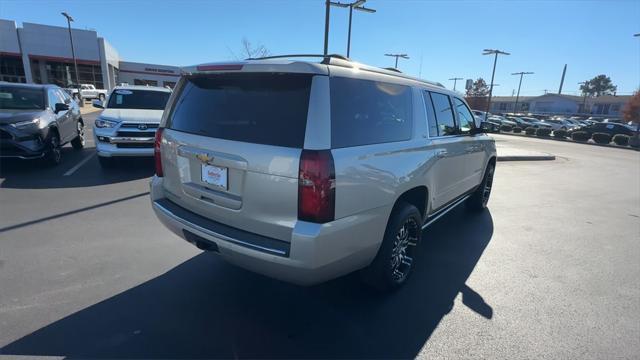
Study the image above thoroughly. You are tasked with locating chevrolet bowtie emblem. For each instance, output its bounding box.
[196,153,213,164]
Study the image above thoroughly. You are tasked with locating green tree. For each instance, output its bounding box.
[580,75,617,97]
[465,78,490,109]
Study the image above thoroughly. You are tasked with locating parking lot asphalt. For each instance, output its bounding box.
[0,124,638,359]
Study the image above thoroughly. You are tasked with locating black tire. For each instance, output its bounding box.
[71,121,85,150]
[98,156,115,168]
[362,202,422,291]
[467,161,495,211]
[44,132,62,166]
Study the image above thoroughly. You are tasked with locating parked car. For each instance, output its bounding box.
[538,119,575,130]
[150,56,497,290]
[67,83,108,101]
[568,122,636,138]
[519,116,553,129]
[0,82,85,165]
[482,120,502,133]
[488,115,517,127]
[472,110,489,121]
[92,85,172,167]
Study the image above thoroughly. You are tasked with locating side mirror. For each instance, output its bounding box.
[54,103,69,113]
[471,121,490,134]
[92,100,104,109]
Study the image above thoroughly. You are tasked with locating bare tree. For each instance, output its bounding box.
[240,37,270,58]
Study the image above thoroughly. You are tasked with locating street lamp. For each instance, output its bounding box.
[482,49,510,116]
[448,77,463,91]
[61,12,81,92]
[329,0,376,57]
[384,53,409,69]
[511,71,534,114]
[578,81,589,114]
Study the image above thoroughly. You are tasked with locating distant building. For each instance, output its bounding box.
[490,93,631,117]
[0,19,180,90]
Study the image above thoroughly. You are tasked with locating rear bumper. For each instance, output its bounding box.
[150,176,389,285]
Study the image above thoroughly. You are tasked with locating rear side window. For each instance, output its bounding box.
[168,73,312,148]
[331,77,413,148]
[429,92,456,136]
[422,92,438,137]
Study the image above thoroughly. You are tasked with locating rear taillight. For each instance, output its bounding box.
[298,150,335,223]
[154,128,164,177]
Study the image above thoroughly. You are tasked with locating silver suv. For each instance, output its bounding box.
[151,55,496,290]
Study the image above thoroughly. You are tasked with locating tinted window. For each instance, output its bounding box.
[0,86,45,110]
[107,89,170,110]
[429,92,456,136]
[168,73,312,148]
[453,97,475,134]
[331,77,413,148]
[422,92,438,137]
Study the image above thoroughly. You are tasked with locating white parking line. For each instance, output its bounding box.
[63,153,95,176]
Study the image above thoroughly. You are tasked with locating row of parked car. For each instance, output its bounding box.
[472,110,638,139]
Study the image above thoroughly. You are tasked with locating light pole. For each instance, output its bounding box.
[384,53,409,69]
[449,77,463,91]
[62,12,83,106]
[482,49,510,116]
[329,0,376,57]
[578,81,589,114]
[323,1,331,56]
[511,71,534,114]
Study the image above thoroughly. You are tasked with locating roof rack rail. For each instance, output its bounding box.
[384,67,402,73]
[246,54,351,62]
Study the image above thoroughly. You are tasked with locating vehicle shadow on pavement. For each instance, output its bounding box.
[0,206,494,359]
[0,153,154,189]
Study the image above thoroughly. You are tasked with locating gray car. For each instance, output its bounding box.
[150,56,497,290]
[0,82,85,165]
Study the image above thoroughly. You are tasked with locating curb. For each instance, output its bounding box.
[497,155,556,162]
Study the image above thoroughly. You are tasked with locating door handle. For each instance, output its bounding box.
[435,149,448,158]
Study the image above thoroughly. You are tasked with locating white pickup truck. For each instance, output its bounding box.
[66,84,108,101]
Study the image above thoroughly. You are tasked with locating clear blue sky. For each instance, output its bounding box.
[2,0,639,96]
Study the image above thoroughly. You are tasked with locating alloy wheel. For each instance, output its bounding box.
[390,217,418,283]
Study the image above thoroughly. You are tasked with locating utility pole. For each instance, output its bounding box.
[482,49,510,116]
[511,71,534,114]
[448,77,463,91]
[62,12,82,106]
[329,1,375,57]
[384,53,409,69]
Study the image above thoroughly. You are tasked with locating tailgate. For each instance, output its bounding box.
[159,72,314,242]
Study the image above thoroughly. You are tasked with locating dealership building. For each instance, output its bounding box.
[0,19,180,90]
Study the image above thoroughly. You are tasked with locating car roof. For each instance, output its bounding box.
[112,85,171,93]
[183,54,448,94]
[0,81,59,90]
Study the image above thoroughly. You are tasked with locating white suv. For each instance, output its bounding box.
[93,85,171,167]
[150,55,496,290]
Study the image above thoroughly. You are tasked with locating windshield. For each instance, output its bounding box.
[0,87,45,110]
[106,89,170,110]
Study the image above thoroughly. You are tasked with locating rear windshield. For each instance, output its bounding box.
[168,73,312,148]
[107,89,170,110]
[0,87,45,110]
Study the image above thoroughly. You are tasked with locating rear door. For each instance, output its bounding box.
[160,73,316,242]
[425,91,469,210]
